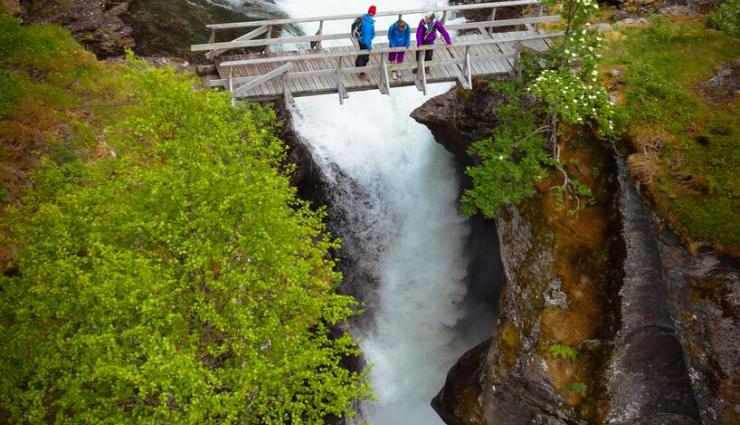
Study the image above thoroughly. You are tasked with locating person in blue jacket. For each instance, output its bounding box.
[387,19,411,80]
[355,5,377,80]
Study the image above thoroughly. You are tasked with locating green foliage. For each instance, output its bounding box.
[564,382,588,395]
[549,343,579,362]
[603,18,740,247]
[0,14,83,70]
[708,0,740,38]
[0,70,22,119]
[0,56,371,423]
[533,0,616,134]
[462,0,614,218]
[461,80,550,218]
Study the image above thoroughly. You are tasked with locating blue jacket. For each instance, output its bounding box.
[360,14,376,51]
[387,21,411,48]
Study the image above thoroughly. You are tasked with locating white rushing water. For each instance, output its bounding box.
[259,1,471,423]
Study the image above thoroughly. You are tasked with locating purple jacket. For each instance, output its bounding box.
[416,19,451,46]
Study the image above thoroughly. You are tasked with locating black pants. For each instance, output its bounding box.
[416,40,434,63]
[355,42,370,68]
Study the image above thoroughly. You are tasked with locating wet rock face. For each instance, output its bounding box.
[20,0,135,58]
[411,83,505,166]
[433,339,490,425]
[606,157,701,425]
[125,0,283,61]
[657,226,740,424]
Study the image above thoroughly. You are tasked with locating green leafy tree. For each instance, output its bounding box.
[0,56,371,424]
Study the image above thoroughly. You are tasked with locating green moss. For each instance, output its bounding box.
[708,0,740,38]
[603,18,740,249]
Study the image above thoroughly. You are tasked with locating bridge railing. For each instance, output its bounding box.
[192,0,554,60]
[213,31,561,103]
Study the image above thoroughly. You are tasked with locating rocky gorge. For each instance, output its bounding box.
[411,77,739,424]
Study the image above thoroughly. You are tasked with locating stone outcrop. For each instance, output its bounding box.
[410,81,506,166]
[655,202,740,424]
[20,0,134,57]
[413,85,739,425]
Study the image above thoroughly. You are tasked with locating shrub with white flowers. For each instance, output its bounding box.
[529,0,615,136]
[462,0,615,218]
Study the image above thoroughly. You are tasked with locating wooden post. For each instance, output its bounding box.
[420,52,427,95]
[228,67,235,106]
[380,53,390,95]
[511,46,522,78]
[535,4,544,32]
[487,8,497,36]
[283,73,294,107]
[336,57,347,105]
[208,29,216,60]
[464,45,472,89]
[313,20,324,49]
[441,11,448,25]
[264,25,273,53]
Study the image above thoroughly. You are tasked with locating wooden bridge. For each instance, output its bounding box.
[191,1,560,104]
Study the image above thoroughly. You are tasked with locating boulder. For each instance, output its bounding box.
[20,0,135,58]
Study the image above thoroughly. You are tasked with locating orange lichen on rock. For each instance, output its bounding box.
[536,134,613,410]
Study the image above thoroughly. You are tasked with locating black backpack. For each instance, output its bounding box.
[351,16,363,40]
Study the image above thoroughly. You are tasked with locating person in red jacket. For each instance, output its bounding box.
[414,11,452,72]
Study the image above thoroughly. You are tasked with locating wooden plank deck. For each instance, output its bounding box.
[208,30,552,102]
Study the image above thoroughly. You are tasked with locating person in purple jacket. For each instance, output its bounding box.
[414,11,452,73]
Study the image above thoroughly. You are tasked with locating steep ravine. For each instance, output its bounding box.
[412,85,739,425]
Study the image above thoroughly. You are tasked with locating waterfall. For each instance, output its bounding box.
[274,1,475,424]
[224,1,493,423]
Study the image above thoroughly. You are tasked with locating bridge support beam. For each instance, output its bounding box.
[232,62,294,98]
[336,57,349,105]
[379,54,390,95]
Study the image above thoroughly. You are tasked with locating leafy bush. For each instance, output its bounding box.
[564,382,588,395]
[549,343,579,362]
[461,80,550,218]
[0,57,371,423]
[708,0,740,38]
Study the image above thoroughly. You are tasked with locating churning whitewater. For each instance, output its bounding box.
[274,1,470,423]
